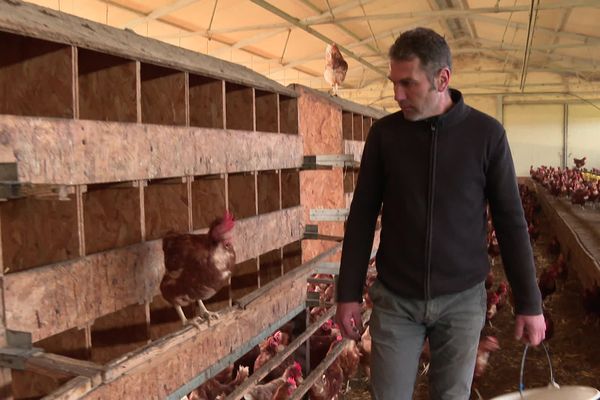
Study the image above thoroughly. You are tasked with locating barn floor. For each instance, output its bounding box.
[345,204,600,399]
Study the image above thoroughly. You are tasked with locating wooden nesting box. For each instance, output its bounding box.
[291,85,387,264]
[0,2,308,398]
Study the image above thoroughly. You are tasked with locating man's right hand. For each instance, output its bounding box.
[335,301,363,340]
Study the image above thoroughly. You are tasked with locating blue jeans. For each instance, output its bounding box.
[369,279,486,400]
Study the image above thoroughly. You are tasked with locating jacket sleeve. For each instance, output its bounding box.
[336,125,384,303]
[486,130,542,315]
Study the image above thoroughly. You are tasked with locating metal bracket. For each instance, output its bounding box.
[309,208,349,221]
[303,224,343,241]
[302,154,359,169]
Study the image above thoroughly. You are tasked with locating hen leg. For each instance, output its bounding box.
[197,300,220,321]
[175,305,202,329]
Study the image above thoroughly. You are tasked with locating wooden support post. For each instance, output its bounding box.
[138,180,146,241]
[71,45,79,120]
[135,61,142,124]
[184,72,190,127]
[186,176,193,232]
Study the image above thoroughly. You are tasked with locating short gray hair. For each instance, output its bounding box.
[388,27,452,84]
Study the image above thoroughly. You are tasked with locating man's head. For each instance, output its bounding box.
[387,27,453,120]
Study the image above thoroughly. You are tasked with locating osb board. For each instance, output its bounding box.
[0,0,297,97]
[255,91,278,134]
[91,304,149,365]
[78,49,137,123]
[191,175,226,230]
[11,369,63,399]
[344,140,366,163]
[259,248,282,286]
[144,181,188,241]
[281,169,300,209]
[189,75,224,129]
[0,31,73,119]
[300,169,344,211]
[0,115,303,185]
[4,207,304,342]
[535,183,600,286]
[283,240,302,274]
[279,95,299,135]
[226,84,254,131]
[82,277,306,399]
[228,172,256,220]
[290,84,387,120]
[0,196,78,273]
[231,258,258,301]
[295,86,342,155]
[36,326,89,360]
[257,170,280,215]
[141,64,187,126]
[352,114,363,141]
[84,186,141,255]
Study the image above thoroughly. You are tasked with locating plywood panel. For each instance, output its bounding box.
[464,95,499,121]
[283,240,302,274]
[257,170,280,215]
[91,304,149,364]
[78,49,137,122]
[4,207,304,342]
[0,115,303,185]
[141,64,186,126]
[504,104,564,176]
[189,75,224,129]
[279,95,298,135]
[296,87,342,155]
[191,175,226,230]
[259,248,282,286]
[231,258,258,301]
[84,186,141,254]
[144,180,188,241]
[353,114,363,141]
[149,294,193,341]
[567,104,600,170]
[226,83,253,131]
[0,31,73,118]
[281,169,300,209]
[1,196,78,273]
[342,112,353,140]
[255,90,278,133]
[228,172,256,219]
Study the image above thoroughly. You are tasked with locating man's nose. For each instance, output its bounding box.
[394,86,406,101]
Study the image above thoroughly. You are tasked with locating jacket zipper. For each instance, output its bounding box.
[424,121,438,300]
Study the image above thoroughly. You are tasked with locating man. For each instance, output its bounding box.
[335,27,545,400]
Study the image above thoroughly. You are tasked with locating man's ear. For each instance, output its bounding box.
[437,67,451,92]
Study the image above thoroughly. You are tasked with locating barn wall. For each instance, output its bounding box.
[567,104,600,170]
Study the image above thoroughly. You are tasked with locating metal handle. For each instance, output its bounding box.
[519,341,560,397]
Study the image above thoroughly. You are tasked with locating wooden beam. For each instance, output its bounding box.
[41,376,92,400]
[0,115,303,185]
[4,207,304,342]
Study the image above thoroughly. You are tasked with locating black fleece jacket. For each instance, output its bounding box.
[337,89,542,316]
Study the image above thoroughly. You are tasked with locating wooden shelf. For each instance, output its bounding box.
[3,207,304,342]
[0,115,303,185]
[78,49,137,122]
[257,170,280,214]
[342,111,353,141]
[141,63,187,126]
[255,90,278,133]
[189,75,224,129]
[228,172,256,220]
[0,31,74,119]
[191,175,226,230]
[225,82,254,131]
[279,95,299,135]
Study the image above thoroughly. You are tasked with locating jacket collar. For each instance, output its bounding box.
[423,88,468,129]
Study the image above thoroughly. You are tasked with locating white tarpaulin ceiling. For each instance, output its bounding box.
[24,0,600,111]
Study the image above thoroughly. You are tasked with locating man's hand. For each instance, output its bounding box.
[335,302,363,341]
[514,313,546,346]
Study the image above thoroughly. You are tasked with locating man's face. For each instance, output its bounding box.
[388,57,447,121]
